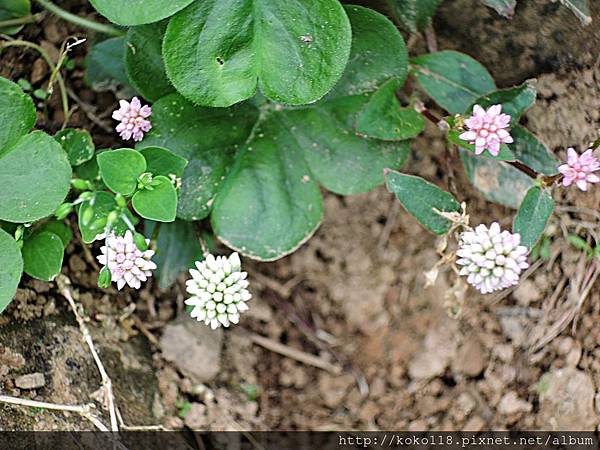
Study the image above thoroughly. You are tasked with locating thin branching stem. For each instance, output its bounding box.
[35,0,124,37]
[0,13,43,28]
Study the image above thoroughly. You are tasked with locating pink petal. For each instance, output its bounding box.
[576,179,588,191]
[473,105,485,117]
[487,104,502,117]
[459,131,477,141]
[567,148,578,165]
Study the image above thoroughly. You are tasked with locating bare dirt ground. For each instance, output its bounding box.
[1,0,599,432]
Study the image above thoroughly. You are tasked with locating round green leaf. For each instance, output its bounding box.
[22,231,64,282]
[85,37,131,91]
[284,95,411,194]
[138,94,259,221]
[513,186,555,249]
[328,5,408,98]
[97,149,147,196]
[0,0,31,34]
[132,176,177,222]
[212,114,324,261]
[356,79,425,141]
[89,0,195,25]
[125,22,174,101]
[54,128,95,166]
[0,228,23,312]
[0,131,71,223]
[139,146,187,179]
[163,0,352,107]
[411,51,496,114]
[386,171,461,235]
[38,220,73,248]
[0,76,36,151]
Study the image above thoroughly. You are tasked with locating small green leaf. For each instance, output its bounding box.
[147,220,204,289]
[0,0,31,34]
[0,228,23,313]
[328,5,408,98]
[132,176,177,222]
[0,131,72,223]
[513,186,555,249]
[77,192,136,243]
[386,0,443,32]
[54,128,95,166]
[448,130,516,161]
[559,0,592,26]
[75,154,100,182]
[481,0,516,18]
[125,22,173,101]
[85,37,131,91]
[38,220,73,248]
[0,76,36,151]
[356,79,425,141]
[411,51,496,114]
[89,0,196,25]
[163,0,352,107]
[469,82,536,120]
[139,146,187,179]
[510,126,559,175]
[385,170,461,235]
[97,149,147,196]
[460,149,534,208]
[22,231,64,281]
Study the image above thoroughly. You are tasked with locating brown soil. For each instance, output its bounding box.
[1,0,600,432]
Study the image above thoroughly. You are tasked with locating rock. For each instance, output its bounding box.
[160,317,223,383]
[513,279,541,305]
[452,339,486,377]
[499,317,526,346]
[184,403,208,429]
[463,416,485,431]
[498,391,532,415]
[14,373,45,390]
[409,325,457,380]
[537,368,598,430]
[318,373,354,408]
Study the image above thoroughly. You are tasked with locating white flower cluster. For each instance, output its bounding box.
[456,222,529,294]
[185,253,251,329]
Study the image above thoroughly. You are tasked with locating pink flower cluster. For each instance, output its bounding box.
[112,97,152,142]
[558,148,600,192]
[459,104,513,156]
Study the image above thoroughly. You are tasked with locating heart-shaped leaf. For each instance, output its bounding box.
[163,0,352,107]
[38,220,73,248]
[385,170,461,235]
[22,231,64,281]
[132,175,177,222]
[97,148,147,196]
[54,128,95,166]
[0,76,36,151]
[386,0,443,32]
[89,0,196,25]
[513,186,555,249]
[125,22,174,101]
[0,228,23,312]
[411,51,496,114]
[0,131,71,223]
[139,146,187,179]
[356,79,425,141]
[0,0,31,34]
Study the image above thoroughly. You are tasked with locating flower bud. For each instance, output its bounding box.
[71,178,92,190]
[54,203,73,220]
[115,193,127,208]
[98,266,112,288]
[81,206,94,226]
[79,191,94,202]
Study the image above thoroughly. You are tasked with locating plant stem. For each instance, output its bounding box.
[35,0,124,37]
[591,136,600,150]
[0,39,70,127]
[0,13,42,28]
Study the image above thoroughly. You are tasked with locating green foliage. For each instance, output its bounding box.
[411,51,495,114]
[139,147,187,179]
[385,170,461,235]
[55,128,95,166]
[513,186,555,249]
[387,0,443,32]
[85,37,131,91]
[356,79,425,141]
[132,175,177,222]
[22,231,64,281]
[0,228,23,313]
[469,82,536,120]
[0,76,36,151]
[125,22,173,101]
[89,0,195,25]
[0,0,31,34]
[163,0,352,107]
[38,220,73,248]
[481,0,516,18]
[78,191,136,243]
[97,149,147,196]
[560,0,592,25]
[510,126,559,175]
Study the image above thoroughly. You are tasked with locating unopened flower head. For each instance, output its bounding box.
[456,223,528,294]
[112,97,152,142]
[459,104,513,156]
[558,148,600,192]
[97,230,156,290]
[185,253,251,330]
